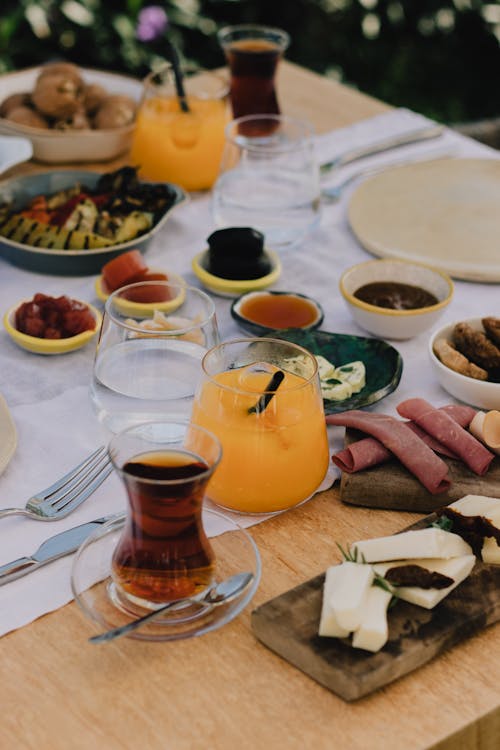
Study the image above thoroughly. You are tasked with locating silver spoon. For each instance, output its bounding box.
[89,572,254,644]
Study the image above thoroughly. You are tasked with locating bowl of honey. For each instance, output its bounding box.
[230,290,324,336]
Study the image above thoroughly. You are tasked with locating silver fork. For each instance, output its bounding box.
[0,446,113,521]
[321,150,455,203]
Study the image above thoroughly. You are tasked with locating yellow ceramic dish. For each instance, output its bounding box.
[94,270,186,311]
[4,300,101,355]
[339,259,453,340]
[98,275,187,318]
[191,249,281,298]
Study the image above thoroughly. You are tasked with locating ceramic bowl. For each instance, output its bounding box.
[4,298,101,355]
[191,249,281,298]
[94,270,186,304]
[231,290,324,336]
[429,318,500,410]
[0,67,142,163]
[0,170,186,275]
[339,259,453,340]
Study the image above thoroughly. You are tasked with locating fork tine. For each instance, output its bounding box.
[48,451,111,509]
[34,446,107,502]
[49,459,114,515]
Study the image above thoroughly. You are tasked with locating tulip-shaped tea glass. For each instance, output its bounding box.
[191,338,329,514]
[90,281,219,434]
[212,114,321,249]
[130,65,229,190]
[218,24,290,125]
[108,420,222,611]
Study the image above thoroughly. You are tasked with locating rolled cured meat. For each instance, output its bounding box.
[331,404,476,473]
[397,398,494,476]
[326,411,451,494]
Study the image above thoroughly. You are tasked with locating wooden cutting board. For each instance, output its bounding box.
[251,516,500,702]
[339,429,500,513]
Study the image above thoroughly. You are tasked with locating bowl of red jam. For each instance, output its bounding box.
[339,259,453,340]
[4,292,101,354]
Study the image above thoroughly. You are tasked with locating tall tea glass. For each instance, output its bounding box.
[90,281,219,435]
[218,24,290,127]
[108,420,222,610]
[191,338,329,514]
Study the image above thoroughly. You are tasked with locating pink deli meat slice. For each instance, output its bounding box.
[326,411,451,494]
[397,398,494,476]
[330,404,476,473]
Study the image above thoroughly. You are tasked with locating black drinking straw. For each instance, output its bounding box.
[248,370,285,415]
[164,38,190,113]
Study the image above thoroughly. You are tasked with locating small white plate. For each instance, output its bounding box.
[0,393,16,474]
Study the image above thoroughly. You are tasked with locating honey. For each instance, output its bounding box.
[239,293,319,329]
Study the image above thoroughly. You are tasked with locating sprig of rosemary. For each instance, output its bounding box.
[431,515,453,531]
[336,541,399,607]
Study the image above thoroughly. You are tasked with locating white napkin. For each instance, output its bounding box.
[0,106,498,637]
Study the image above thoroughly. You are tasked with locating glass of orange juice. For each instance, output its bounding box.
[191,338,329,514]
[130,66,229,191]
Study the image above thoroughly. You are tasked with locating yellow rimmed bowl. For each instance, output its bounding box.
[339,259,454,340]
[94,270,186,310]
[191,248,281,298]
[4,298,101,354]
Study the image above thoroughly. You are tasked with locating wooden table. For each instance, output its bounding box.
[1,62,499,750]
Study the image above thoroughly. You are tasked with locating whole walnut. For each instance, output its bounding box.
[5,105,49,129]
[32,73,83,119]
[94,95,136,129]
[53,108,91,130]
[0,92,31,118]
[38,62,83,86]
[82,83,108,115]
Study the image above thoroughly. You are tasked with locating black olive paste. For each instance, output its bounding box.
[354,281,439,310]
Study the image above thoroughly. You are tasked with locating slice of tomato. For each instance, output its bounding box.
[102,250,149,292]
[126,270,169,284]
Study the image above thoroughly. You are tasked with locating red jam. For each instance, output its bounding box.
[15,293,95,339]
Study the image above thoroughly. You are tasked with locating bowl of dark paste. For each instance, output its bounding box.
[339,259,453,340]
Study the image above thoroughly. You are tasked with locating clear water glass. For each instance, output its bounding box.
[212,114,321,249]
[90,281,219,435]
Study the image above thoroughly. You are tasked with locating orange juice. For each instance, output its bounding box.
[191,366,329,513]
[130,95,228,191]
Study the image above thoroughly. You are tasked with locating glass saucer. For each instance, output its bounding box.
[70,508,261,642]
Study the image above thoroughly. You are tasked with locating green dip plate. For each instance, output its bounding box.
[267,328,403,414]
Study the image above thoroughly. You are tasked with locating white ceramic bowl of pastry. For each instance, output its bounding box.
[429,318,500,410]
[339,259,454,340]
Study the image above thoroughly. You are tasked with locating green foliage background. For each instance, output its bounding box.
[0,0,499,123]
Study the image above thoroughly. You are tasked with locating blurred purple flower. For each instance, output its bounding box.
[136,6,169,42]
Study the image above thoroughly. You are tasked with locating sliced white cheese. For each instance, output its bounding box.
[448,494,500,517]
[329,561,374,631]
[318,566,351,638]
[373,555,476,609]
[314,355,336,381]
[351,585,392,652]
[446,495,500,565]
[333,360,366,394]
[482,537,500,564]
[320,378,353,401]
[351,528,472,563]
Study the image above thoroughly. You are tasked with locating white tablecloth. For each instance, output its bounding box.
[0,107,498,637]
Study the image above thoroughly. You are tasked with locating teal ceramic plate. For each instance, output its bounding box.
[268,328,403,414]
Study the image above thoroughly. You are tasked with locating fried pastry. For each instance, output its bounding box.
[433,338,488,380]
[453,322,500,370]
[483,317,500,347]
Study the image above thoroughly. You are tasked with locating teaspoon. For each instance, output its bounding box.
[89,571,254,644]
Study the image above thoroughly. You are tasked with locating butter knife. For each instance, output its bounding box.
[320,124,444,177]
[0,515,117,586]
